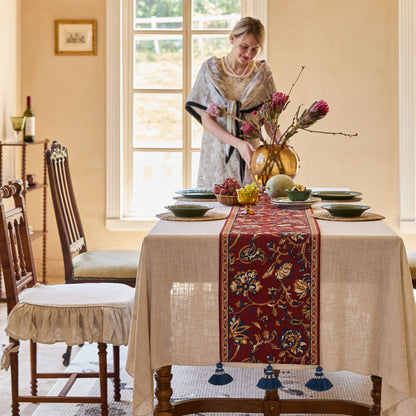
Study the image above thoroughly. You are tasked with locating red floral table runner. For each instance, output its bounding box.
[219,194,321,364]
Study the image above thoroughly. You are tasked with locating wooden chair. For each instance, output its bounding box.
[45,140,139,365]
[0,182,135,416]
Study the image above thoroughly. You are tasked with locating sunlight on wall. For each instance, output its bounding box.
[0,0,20,181]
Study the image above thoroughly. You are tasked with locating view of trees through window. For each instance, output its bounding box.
[128,0,240,218]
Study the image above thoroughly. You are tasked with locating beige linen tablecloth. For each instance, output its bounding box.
[126,202,416,416]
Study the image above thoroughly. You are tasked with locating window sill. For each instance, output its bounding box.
[106,218,157,232]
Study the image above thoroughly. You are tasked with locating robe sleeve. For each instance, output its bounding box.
[185,62,210,124]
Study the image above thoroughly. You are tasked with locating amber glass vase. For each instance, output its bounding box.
[251,144,300,187]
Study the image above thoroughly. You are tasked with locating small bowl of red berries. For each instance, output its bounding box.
[213,178,243,206]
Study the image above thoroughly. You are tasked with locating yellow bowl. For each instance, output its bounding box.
[236,189,260,205]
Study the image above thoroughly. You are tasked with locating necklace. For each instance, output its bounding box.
[225,55,250,77]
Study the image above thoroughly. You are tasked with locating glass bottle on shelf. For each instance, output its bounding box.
[23,96,35,143]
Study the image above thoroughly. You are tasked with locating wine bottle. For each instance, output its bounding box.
[23,96,35,143]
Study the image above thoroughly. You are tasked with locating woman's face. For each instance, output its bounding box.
[230,33,260,64]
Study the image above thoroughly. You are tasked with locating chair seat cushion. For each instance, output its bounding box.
[72,250,139,279]
[5,283,135,346]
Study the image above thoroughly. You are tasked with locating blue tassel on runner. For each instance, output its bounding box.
[305,366,333,391]
[256,364,282,390]
[208,362,233,385]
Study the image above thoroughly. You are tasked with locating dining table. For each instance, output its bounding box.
[126,190,416,416]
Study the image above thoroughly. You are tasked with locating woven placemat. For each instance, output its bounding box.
[173,196,218,202]
[157,211,228,222]
[313,212,385,222]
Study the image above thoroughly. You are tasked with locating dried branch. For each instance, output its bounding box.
[303,128,358,138]
[287,65,305,97]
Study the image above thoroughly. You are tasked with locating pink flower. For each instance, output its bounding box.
[206,103,226,118]
[272,92,289,112]
[308,100,329,119]
[241,122,260,139]
[296,100,329,130]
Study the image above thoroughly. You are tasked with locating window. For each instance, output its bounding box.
[106,0,268,230]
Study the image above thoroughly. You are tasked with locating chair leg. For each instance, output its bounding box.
[10,339,20,416]
[62,345,72,366]
[97,342,109,416]
[30,340,38,396]
[113,345,121,401]
[62,343,85,366]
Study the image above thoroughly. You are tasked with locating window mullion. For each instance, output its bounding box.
[123,0,134,218]
[183,0,192,188]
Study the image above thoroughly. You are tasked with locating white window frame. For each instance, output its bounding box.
[106,0,268,231]
[399,0,416,233]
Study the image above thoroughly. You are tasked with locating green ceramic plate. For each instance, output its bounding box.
[311,191,362,200]
[165,204,214,218]
[322,204,370,218]
[175,188,216,199]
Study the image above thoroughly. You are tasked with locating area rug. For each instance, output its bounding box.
[25,343,372,416]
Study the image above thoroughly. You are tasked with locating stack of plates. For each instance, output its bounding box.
[271,196,321,209]
[175,188,216,200]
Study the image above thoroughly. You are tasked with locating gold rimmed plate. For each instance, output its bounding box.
[271,196,321,209]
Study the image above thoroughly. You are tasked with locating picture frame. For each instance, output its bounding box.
[55,20,97,55]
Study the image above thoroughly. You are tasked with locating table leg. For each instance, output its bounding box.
[154,365,173,416]
[264,389,281,416]
[263,368,281,416]
[370,375,382,415]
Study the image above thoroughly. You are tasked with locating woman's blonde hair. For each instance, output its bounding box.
[230,17,265,50]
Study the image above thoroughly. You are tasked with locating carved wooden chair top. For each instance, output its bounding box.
[0,182,36,314]
[45,141,138,287]
[45,141,86,261]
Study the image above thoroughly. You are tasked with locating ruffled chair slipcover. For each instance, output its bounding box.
[5,283,134,346]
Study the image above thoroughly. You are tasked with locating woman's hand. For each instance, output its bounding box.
[236,139,256,167]
[201,111,256,167]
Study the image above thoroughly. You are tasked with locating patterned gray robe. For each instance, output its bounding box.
[186,56,276,189]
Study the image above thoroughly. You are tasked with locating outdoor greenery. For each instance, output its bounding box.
[135,0,239,20]
[135,0,182,21]
[134,0,239,54]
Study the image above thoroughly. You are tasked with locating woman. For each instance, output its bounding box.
[185,17,277,189]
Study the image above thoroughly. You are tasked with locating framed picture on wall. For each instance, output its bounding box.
[55,20,97,55]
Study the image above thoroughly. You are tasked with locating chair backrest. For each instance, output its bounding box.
[45,141,87,283]
[0,182,37,314]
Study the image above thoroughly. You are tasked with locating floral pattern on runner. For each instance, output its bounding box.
[219,194,320,364]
